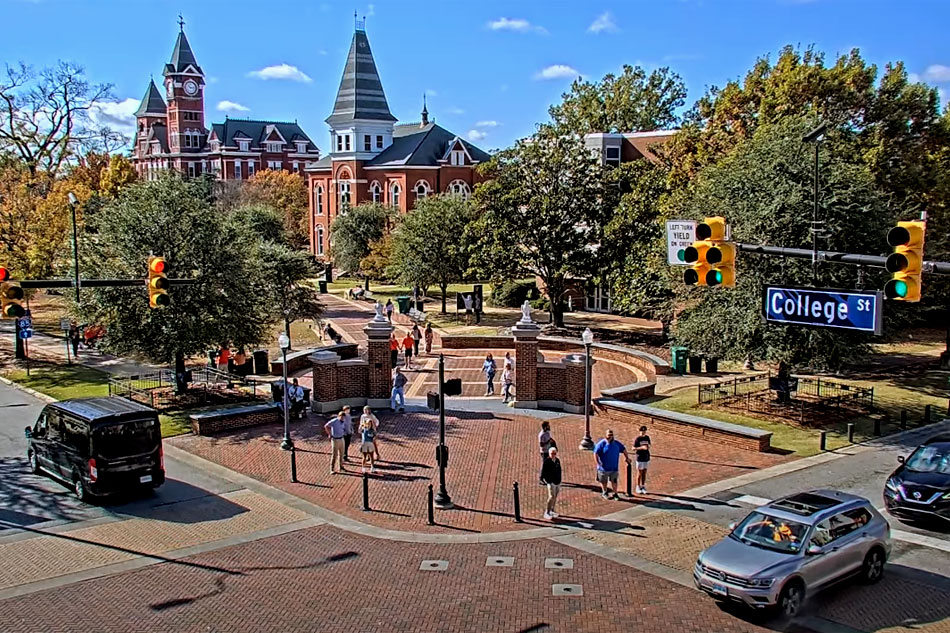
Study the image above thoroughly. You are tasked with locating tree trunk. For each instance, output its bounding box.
[364,276,371,292]
[174,351,188,394]
[440,283,448,314]
[550,301,565,328]
[284,316,292,351]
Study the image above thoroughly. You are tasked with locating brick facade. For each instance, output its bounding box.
[189,404,280,435]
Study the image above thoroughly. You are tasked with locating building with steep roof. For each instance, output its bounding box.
[131,24,319,181]
[306,21,490,259]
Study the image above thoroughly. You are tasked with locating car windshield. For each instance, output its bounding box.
[93,419,159,459]
[731,511,809,554]
[904,445,950,475]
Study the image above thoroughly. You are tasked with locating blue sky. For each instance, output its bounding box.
[2,0,948,153]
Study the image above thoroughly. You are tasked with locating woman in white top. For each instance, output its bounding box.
[361,406,381,460]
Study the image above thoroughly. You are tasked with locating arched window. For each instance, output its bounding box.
[316,225,325,256]
[447,179,471,199]
[315,186,324,215]
[370,181,382,203]
[337,169,352,215]
[390,182,401,209]
[414,180,430,200]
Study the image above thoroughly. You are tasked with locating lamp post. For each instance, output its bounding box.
[802,122,827,285]
[579,327,595,450]
[67,192,81,303]
[433,353,453,508]
[278,333,293,450]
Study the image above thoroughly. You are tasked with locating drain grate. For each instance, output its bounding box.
[486,556,515,567]
[544,558,574,569]
[552,584,583,596]
[419,560,449,571]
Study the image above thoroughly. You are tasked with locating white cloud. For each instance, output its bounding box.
[247,64,312,83]
[923,64,950,83]
[534,64,580,80]
[425,88,438,97]
[475,120,499,128]
[467,129,487,141]
[447,107,465,115]
[90,98,139,136]
[217,100,250,113]
[367,3,375,17]
[207,76,220,84]
[488,17,547,34]
[588,11,618,34]
[317,49,328,56]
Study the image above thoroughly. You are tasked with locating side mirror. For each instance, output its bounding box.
[805,545,821,556]
[23,426,31,438]
[897,456,905,463]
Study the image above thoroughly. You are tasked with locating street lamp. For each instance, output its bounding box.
[802,122,827,285]
[67,192,80,303]
[278,332,293,450]
[579,327,595,450]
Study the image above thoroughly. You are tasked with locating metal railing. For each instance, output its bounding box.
[108,366,268,411]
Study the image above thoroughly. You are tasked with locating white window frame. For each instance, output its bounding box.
[315,186,324,215]
[376,135,383,149]
[344,134,351,152]
[364,135,372,151]
[451,150,465,166]
[187,162,196,177]
[447,179,471,199]
[247,160,255,176]
[296,141,307,153]
[292,161,299,173]
[267,142,281,153]
[338,175,351,214]
[370,181,381,203]
[316,225,325,256]
[336,135,343,152]
[238,140,250,152]
[414,180,430,200]
[390,182,401,209]
[234,161,242,179]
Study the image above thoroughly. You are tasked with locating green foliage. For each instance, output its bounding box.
[259,241,323,346]
[471,125,606,327]
[330,202,391,278]
[78,173,274,364]
[388,194,477,313]
[489,279,537,308]
[549,64,687,133]
[231,203,287,245]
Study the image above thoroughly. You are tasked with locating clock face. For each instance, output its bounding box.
[183,80,198,96]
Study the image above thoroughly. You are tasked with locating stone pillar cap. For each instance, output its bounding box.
[310,350,342,364]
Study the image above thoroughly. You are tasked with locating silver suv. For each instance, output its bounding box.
[694,490,890,618]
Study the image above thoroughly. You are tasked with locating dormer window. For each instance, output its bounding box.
[450,149,465,166]
[267,142,281,153]
[210,140,220,152]
[296,141,307,153]
[238,140,250,152]
[376,135,383,149]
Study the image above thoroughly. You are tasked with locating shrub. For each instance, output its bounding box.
[490,280,537,308]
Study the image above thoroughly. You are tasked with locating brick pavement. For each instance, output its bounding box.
[169,410,787,534]
[0,523,794,633]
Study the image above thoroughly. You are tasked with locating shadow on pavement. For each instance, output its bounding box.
[0,457,102,528]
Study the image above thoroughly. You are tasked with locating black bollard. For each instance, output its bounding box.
[873,418,881,437]
[900,410,907,429]
[513,481,522,523]
[925,404,932,423]
[847,423,855,444]
[362,473,370,512]
[626,461,633,497]
[427,484,435,525]
[290,445,298,483]
[819,431,827,451]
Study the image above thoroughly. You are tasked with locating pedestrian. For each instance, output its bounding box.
[482,353,497,396]
[538,421,555,484]
[288,378,306,418]
[502,365,514,403]
[324,411,347,474]
[402,330,415,369]
[411,323,422,356]
[233,348,247,376]
[424,323,434,354]
[391,367,407,412]
[541,446,562,520]
[634,425,652,494]
[385,299,394,322]
[389,333,399,369]
[68,320,81,357]
[594,429,631,500]
[504,351,514,370]
[361,406,381,460]
[359,414,378,474]
[342,405,354,462]
[217,344,230,371]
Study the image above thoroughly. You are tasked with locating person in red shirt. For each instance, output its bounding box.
[217,345,231,371]
[389,333,399,369]
[402,331,415,369]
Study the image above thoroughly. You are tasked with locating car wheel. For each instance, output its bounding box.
[28,450,40,475]
[860,547,886,584]
[73,475,89,502]
[777,580,805,619]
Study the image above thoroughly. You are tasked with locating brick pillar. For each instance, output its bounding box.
[363,304,395,409]
[561,353,589,414]
[512,303,541,408]
[310,350,341,413]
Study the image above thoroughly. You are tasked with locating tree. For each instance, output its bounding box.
[330,202,391,290]
[231,203,287,245]
[361,232,394,285]
[99,154,137,198]
[388,195,477,313]
[549,65,686,134]
[78,173,274,388]
[260,242,323,349]
[0,62,124,178]
[242,169,309,248]
[472,125,606,327]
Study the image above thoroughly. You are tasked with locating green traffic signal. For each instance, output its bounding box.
[884,279,908,299]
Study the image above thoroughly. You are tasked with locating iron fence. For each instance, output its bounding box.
[108,366,268,411]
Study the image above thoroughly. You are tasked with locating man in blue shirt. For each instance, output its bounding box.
[593,429,631,500]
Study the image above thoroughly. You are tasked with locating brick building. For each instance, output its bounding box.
[306,22,490,259]
[131,24,320,181]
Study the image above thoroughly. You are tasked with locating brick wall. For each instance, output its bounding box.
[514,339,538,402]
[312,362,337,403]
[536,364,565,401]
[338,362,369,399]
[441,336,513,349]
[190,405,280,435]
[564,358,587,408]
[600,382,656,402]
[366,337,392,399]
[270,349,317,376]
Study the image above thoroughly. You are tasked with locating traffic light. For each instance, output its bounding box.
[884,220,925,302]
[0,268,25,319]
[683,217,736,288]
[148,256,170,308]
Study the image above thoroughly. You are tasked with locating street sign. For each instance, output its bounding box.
[667,220,696,265]
[18,328,32,339]
[17,316,32,330]
[763,286,883,335]
[60,318,71,331]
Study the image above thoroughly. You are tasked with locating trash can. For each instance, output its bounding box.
[671,346,688,375]
[396,296,410,314]
[705,356,719,373]
[318,280,328,294]
[243,355,255,376]
[688,355,703,374]
[415,299,424,312]
[253,349,270,375]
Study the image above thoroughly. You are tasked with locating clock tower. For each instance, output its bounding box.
[162,21,205,156]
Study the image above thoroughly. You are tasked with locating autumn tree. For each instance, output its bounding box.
[99,154,137,198]
[330,202,392,290]
[242,169,309,248]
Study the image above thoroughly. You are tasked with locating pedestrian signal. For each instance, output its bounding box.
[884,221,925,302]
[148,256,170,308]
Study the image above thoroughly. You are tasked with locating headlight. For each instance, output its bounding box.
[749,578,775,588]
[885,478,901,492]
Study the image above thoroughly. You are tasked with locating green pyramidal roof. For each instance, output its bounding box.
[134,79,167,117]
[164,30,202,76]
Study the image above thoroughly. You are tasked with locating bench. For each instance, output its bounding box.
[596,398,773,452]
[189,403,280,435]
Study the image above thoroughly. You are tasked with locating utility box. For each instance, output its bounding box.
[671,346,688,374]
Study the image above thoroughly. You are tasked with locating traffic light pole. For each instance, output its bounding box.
[17,279,197,289]
[735,244,950,275]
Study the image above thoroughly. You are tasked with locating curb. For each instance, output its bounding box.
[0,374,56,403]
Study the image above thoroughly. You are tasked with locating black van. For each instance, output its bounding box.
[24,397,165,501]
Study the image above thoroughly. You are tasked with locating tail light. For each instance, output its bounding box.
[159,444,164,470]
[88,458,98,482]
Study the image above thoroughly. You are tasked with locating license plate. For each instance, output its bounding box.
[711,583,728,596]
[139,475,153,483]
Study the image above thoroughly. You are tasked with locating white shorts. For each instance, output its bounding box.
[636,461,649,471]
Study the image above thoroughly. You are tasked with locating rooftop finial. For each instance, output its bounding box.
[178,13,185,31]
[355,10,365,31]
[421,94,429,126]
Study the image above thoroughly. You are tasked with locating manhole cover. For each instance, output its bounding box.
[419,560,448,571]
[544,558,574,569]
[553,584,583,596]
[486,556,514,567]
